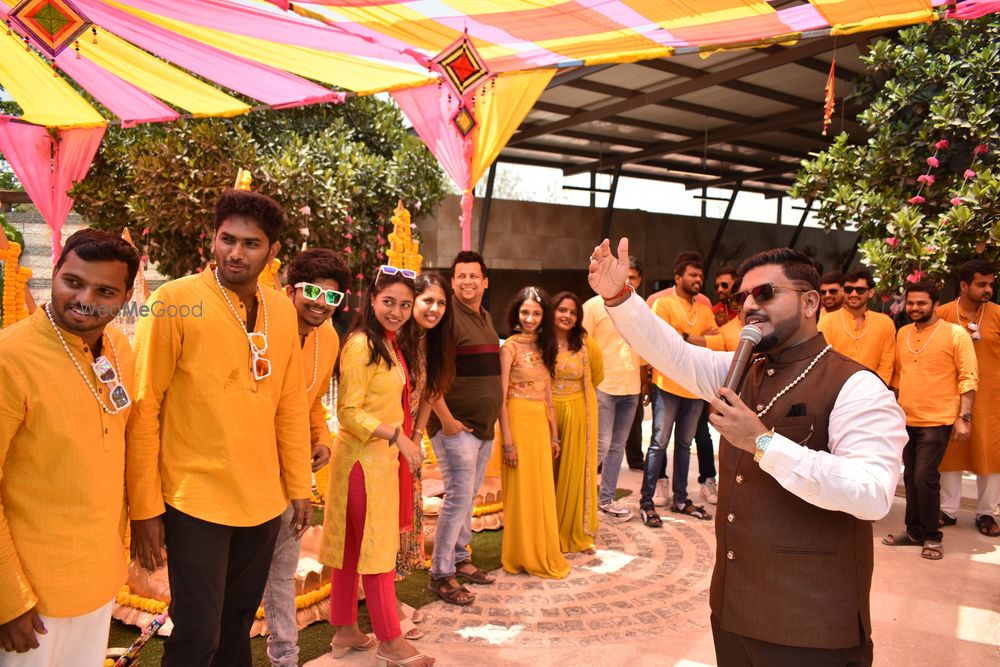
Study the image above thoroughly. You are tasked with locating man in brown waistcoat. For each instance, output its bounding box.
[588,241,907,667]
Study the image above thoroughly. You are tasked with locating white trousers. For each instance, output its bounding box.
[940,472,1000,518]
[0,599,113,667]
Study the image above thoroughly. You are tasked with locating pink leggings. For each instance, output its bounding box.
[329,461,401,641]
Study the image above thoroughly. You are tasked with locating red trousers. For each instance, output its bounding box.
[329,461,401,641]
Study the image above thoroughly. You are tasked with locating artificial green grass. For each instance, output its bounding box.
[107,529,504,666]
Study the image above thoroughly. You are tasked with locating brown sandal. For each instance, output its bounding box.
[427,576,475,606]
[455,558,496,585]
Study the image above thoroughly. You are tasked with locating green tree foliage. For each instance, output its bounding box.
[0,100,23,191]
[70,97,448,281]
[791,16,1000,290]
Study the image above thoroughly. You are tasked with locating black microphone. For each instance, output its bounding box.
[721,325,762,398]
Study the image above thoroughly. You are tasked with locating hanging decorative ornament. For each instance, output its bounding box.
[451,104,477,138]
[822,57,836,136]
[8,0,92,58]
[431,30,491,102]
[385,201,422,273]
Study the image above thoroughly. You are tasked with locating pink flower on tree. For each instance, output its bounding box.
[973,144,988,155]
[963,169,977,179]
[950,197,963,206]
[935,139,949,150]
[926,156,939,168]
[885,237,898,247]
[925,245,939,253]
[917,174,935,185]
[908,195,925,204]
[906,270,924,284]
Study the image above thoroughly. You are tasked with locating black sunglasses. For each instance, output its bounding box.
[727,282,811,310]
[819,288,841,295]
[715,281,732,289]
[843,285,869,295]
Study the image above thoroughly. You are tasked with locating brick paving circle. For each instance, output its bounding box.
[421,508,716,647]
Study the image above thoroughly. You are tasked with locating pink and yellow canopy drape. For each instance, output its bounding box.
[1,0,997,254]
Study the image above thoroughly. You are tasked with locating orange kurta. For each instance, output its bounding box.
[818,309,896,385]
[892,321,978,427]
[938,301,1000,474]
[650,295,715,399]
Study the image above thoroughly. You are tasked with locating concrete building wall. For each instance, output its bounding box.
[419,194,857,334]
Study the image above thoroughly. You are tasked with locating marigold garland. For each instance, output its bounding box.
[116,583,332,621]
[1,241,32,328]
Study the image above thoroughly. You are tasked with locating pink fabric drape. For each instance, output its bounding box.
[0,118,106,262]
[55,55,180,128]
[75,0,343,109]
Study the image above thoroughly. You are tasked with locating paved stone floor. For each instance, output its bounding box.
[308,434,1000,666]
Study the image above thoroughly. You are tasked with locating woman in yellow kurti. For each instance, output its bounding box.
[318,268,434,667]
[499,287,571,579]
[551,291,604,554]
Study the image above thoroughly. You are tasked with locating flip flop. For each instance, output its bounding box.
[329,635,377,658]
[921,541,943,560]
[976,515,1000,537]
[882,532,922,546]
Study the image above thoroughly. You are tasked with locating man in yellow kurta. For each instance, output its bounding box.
[127,190,313,665]
[818,269,895,384]
[0,230,138,662]
[640,253,716,527]
[818,270,846,325]
[886,281,977,560]
[262,248,348,666]
[938,260,1000,537]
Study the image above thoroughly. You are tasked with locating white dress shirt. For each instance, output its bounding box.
[607,293,905,521]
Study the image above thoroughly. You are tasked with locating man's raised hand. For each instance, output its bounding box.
[588,238,630,300]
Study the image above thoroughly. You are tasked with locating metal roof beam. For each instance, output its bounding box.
[564,106,820,176]
[684,165,797,190]
[512,36,837,143]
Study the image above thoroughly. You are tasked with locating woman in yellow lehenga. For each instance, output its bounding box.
[499,287,570,579]
[551,291,604,554]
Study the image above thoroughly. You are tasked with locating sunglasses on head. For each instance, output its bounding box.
[92,356,131,410]
[843,285,869,295]
[247,332,271,381]
[726,282,811,310]
[295,281,344,307]
[377,265,417,281]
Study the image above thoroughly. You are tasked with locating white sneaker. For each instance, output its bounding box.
[598,500,632,520]
[701,478,718,504]
[654,478,671,507]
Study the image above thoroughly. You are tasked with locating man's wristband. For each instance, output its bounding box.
[603,283,634,305]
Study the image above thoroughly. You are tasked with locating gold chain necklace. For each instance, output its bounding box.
[384,337,408,387]
[304,331,320,393]
[674,294,698,327]
[906,320,943,355]
[44,303,126,415]
[840,308,870,340]
[956,302,984,334]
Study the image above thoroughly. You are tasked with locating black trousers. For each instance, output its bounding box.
[162,505,282,667]
[712,615,873,667]
[695,401,716,483]
[902,424,952,543]
[625,395,645,469]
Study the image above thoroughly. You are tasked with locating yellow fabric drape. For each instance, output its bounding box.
[107,0,433,95]
[82,28,250,118]
[0,34,105,128]
[471,68,555,185]
[811,0,935,34]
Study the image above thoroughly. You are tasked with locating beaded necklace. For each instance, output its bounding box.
[303,331,320,393]
[213,268,269,360]
[956,302,984,341]
[674,293,698,327]
[44,303,126,415]
[755,345,832,418]
[384,335,408,387]
[906,320,943,355]
[840,308,870,340]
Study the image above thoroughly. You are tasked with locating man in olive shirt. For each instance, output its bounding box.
[427,251,502,606]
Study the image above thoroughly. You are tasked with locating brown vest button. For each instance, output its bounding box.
[735,474,744,484]
[727,550,735,560]
[727,513,735,523]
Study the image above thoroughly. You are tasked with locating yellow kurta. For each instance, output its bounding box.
[304,320,339,448]
[319,333,402,574]
[651,295,715,398]
[0,309,134,623]
[501,335,570,579]
[127,270,312,527]
[706,317,742,352]
[938,301,1000,473]
[892,321,978,427]
[817,309,896,385]
[582,294,641,396]
[553,336,603,553]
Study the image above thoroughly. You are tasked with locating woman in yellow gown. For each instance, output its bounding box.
[551,291,604,554]
[499,287,570,579]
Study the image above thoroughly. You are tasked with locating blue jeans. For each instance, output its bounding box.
[641,386,701,509]
[262,504,299,667]
[596,390,640,506]
[430,430,494,579]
